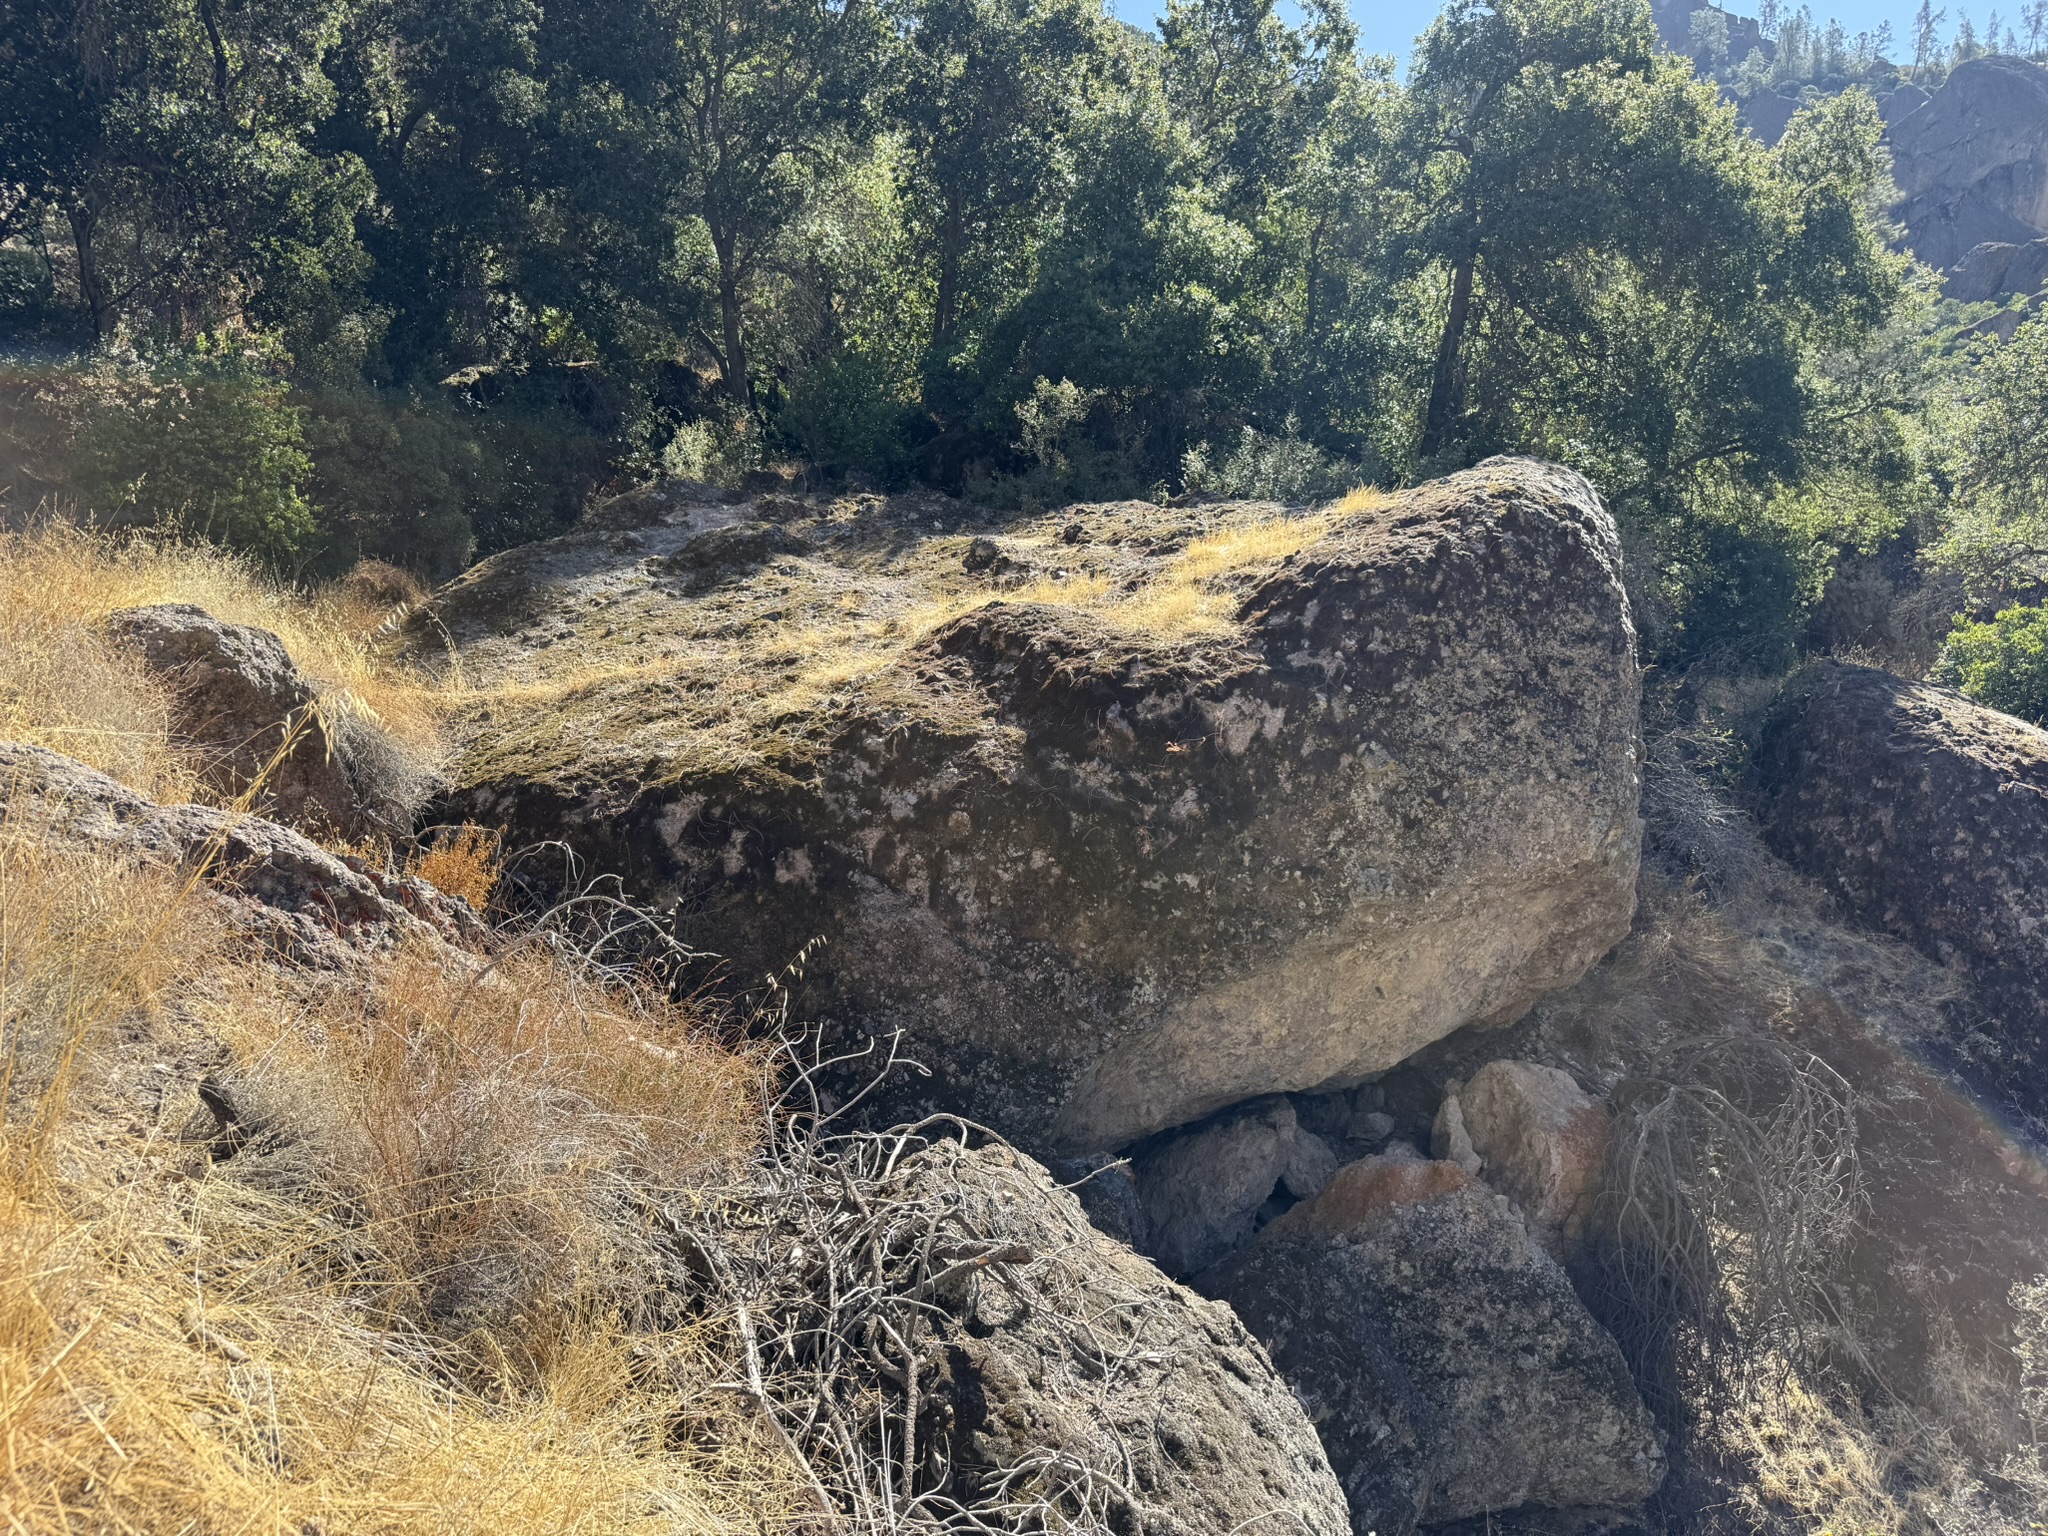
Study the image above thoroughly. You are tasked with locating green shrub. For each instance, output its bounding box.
[1644,508,1822,677]
[300,389,478,580]
[781,350,921,485]
[1180,418,1373,504]
[1933,604,2048,726]
[77,355,318,568]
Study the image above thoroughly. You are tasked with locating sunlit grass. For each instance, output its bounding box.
[0,525,446,800]
[0,820,792,1535]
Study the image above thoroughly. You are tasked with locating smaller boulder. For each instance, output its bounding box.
[1445,1060,1611,1250]
[1878,83,1931,125]
[1431,1090,1484,1176]
[1202,1153,1664,1532]
[1133,1097,1339,1276]
[108,604,425,839]
[1752,661,2048,1120]
[0,740,483,967]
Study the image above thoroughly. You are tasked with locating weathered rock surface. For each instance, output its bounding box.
[873,1141,1354,1536]
[1945,235,2048,301]
[1742,90,1803,147]
[0,739,483,965]
[1879,83,1932,126]
[1751,660,2048,1119]
[1439,1060,1611,1250]
[1131,1096,1339,1275]
[439,458,1643,1153]
[1889,55,2048,275]
[109,603,427,838]
[1202,1153,1665,1533]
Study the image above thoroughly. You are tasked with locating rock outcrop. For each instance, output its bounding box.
[0,739,483,965]
[1752,661,2048,1117]
[1889,55,2048,277]
[109,603,427,839]
[685,1135,1355,1536]
[1202,1153,1665,1533]
[1944,235,2048,302]
[439,458,1643,1154]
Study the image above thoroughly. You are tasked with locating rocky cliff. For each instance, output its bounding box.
[1887,54,2048,288]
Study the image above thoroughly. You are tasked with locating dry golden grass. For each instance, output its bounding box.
[1734,1376,1915,1535]
[0,815,794,1534]
[0,524,447,801]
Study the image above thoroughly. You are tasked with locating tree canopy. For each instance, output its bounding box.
[0,0,1941,673]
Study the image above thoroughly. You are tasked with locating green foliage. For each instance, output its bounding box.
[1933,604,2048,725]
[77,353,319,567]
[0,0,1946,696]
[1933,311,2048,600]
[1180,418,1369,502]
[299,390,480,579]
[1637,495,1838,674]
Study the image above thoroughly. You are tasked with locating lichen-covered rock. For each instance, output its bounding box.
[1444,1059,1611,1250]
[0,740,483,966]
[108,604,428,838]
[1201,1153,1665,1533]
[1132,1096,1338,1276]
[442,458,1642,1152]
[1752,660,2048,1116]
[901,1142,1354,1536]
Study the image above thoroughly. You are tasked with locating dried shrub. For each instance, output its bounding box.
[414,823,505,912]
[1598,1033,1864,1422]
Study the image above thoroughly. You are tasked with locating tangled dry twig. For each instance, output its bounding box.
[1596,1032,1865,1421]
[647,1037,1261,1536]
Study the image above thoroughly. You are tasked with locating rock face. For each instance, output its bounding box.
[0,739,483,965]
[853,1141,1355,1536]
[1742,90,1803,147]
[1439,1059,1611,1250]
[1131,1096,1339,1275]
[1752,661,2048,1115]
[109,604,425,838]
[1944,236,2048,302]
[1889,55,2048,277]
[444,458,1643,1154]
[1203,1154,1665,1533]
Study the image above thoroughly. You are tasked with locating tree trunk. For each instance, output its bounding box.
[932,188,966,355]
[1419,248,1476,460]
[711,222,750,405]
[69,201,112,339]
[196,0,231,103]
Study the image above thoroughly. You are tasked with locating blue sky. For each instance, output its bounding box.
[1103,0,1958,70]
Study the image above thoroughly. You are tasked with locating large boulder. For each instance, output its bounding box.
[1888,55,2048,273]
[0,739,482,966]
[109,604,426,839]
[1751,661,2048,1116]
[1202,1153,1665,1533]
[440,460,1643,1154]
